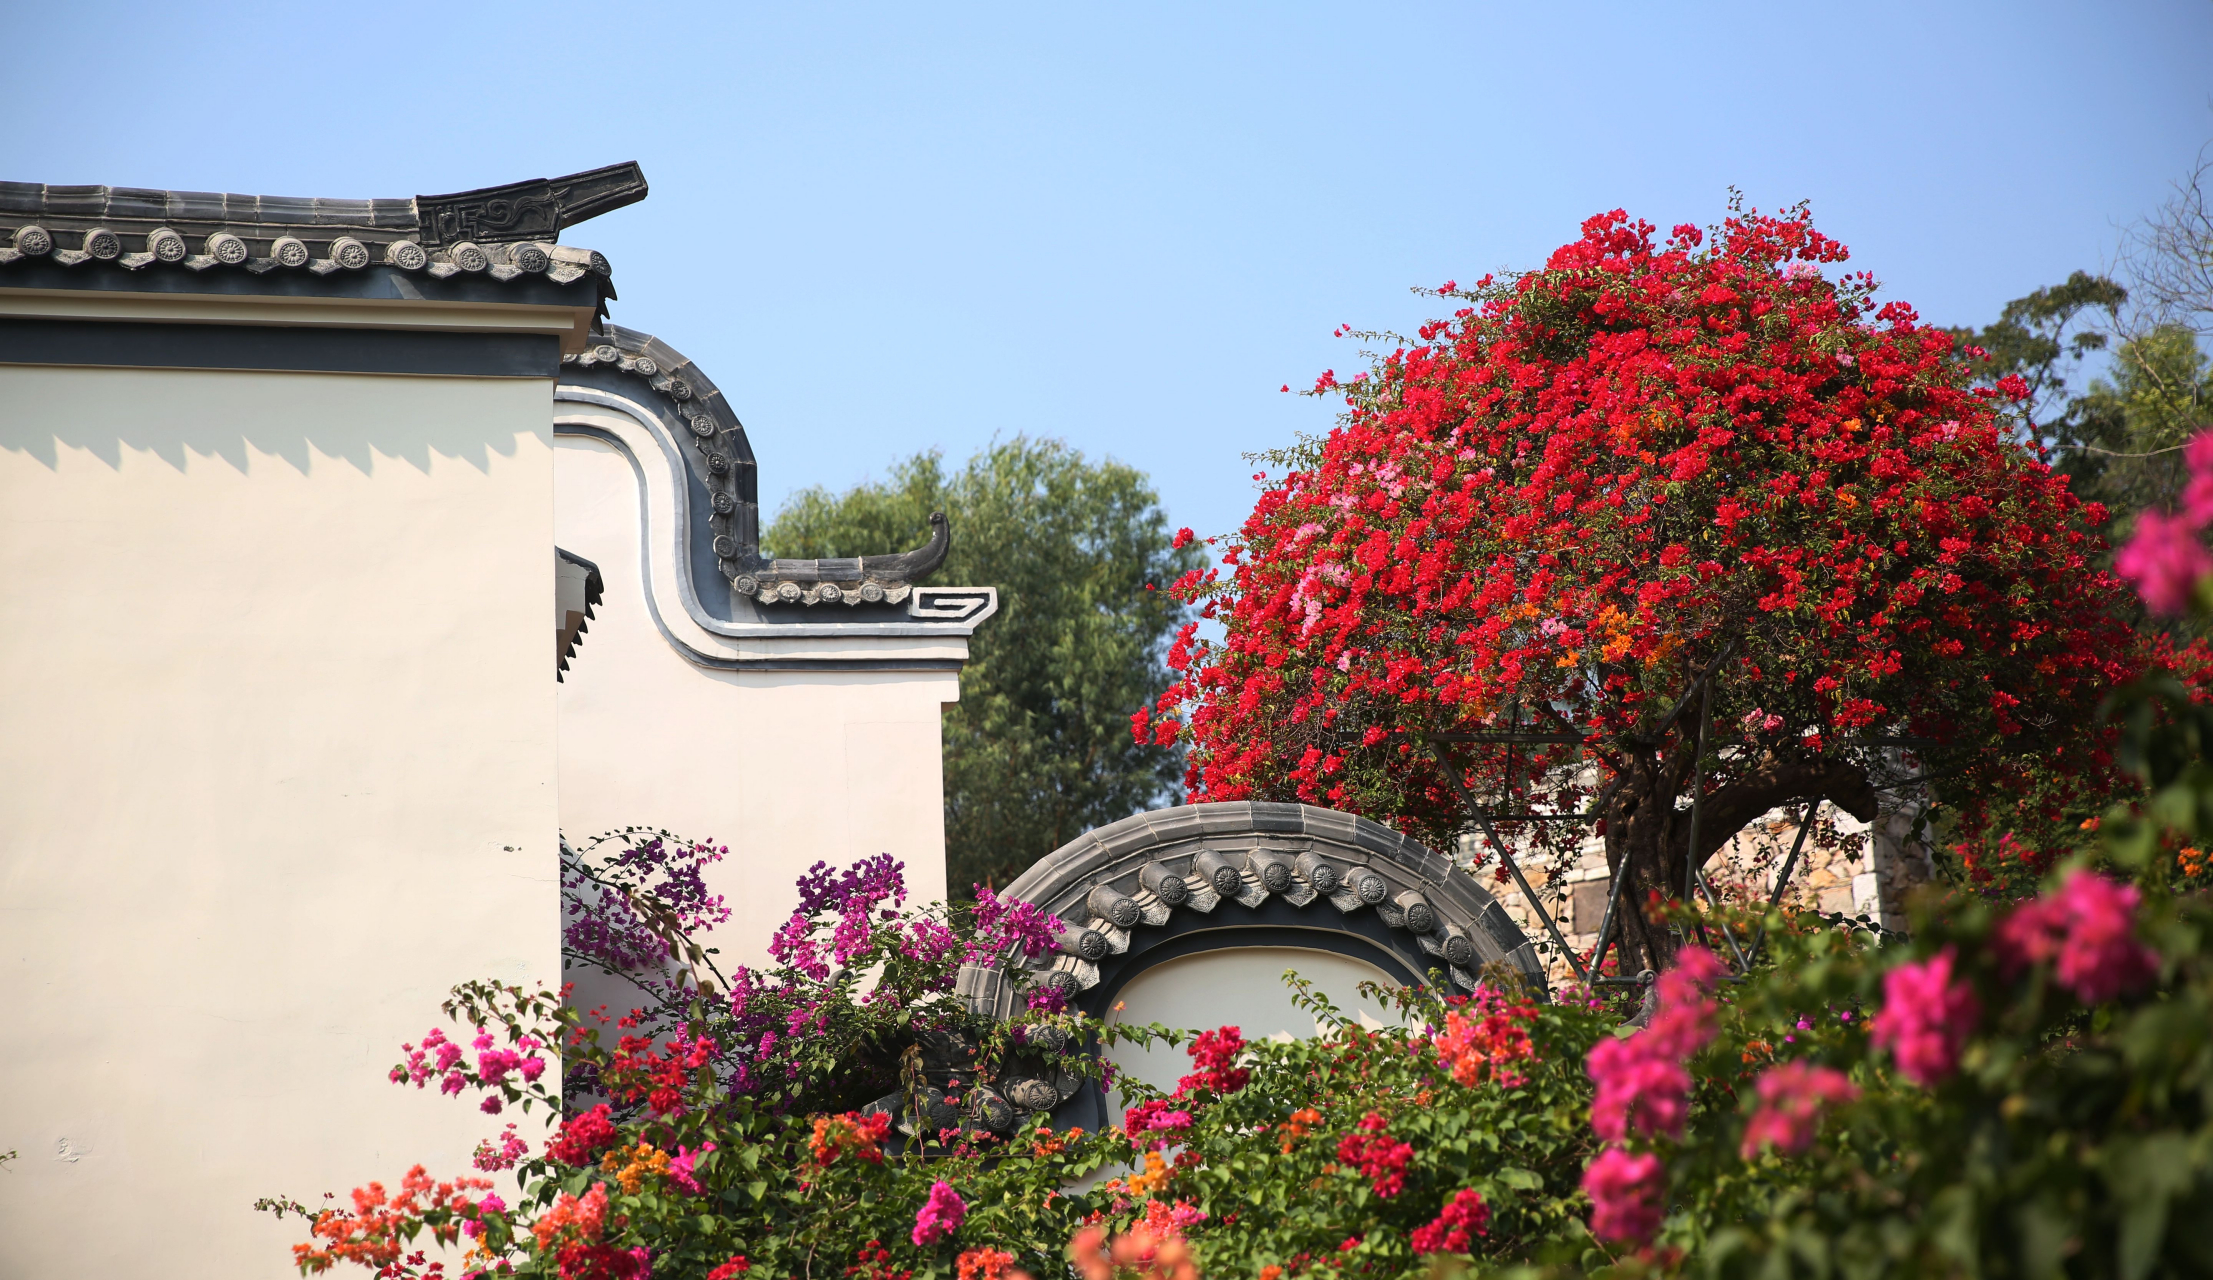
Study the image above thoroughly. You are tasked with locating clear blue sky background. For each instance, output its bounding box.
[6,1,2211,545]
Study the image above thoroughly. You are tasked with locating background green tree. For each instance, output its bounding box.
[767,437,1203,894]
[1952,144,2213,579]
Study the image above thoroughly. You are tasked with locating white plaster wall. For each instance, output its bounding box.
[553,434,957,969]
[1103,946,1405,1099]
[0,365,560,1280]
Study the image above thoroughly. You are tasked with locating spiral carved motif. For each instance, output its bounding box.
[1006,1078,1060,1110]
[967,1089,1014,1131]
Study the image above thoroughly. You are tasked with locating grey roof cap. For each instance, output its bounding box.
[0,162,644,292]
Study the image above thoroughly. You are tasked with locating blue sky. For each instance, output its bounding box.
[6,1,2210,544]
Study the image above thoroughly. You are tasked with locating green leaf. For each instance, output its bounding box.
[2105,1132,2195,1280]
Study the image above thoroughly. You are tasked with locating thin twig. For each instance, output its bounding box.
[2054,441,2193,458]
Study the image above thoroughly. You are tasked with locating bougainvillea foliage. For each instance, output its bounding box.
[1150,204,2146,968]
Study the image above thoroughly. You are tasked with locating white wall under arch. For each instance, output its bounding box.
[1102,946,1407,1099]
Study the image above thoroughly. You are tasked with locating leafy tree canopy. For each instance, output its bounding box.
[768,438,1201,894]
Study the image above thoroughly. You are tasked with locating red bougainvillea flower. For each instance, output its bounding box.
[1409,1188,1491,1254]
[546,1104,621,1166]
[1739,1061,1860,1159]
[1336,1113,1414,1198]
[1176,1026,1251,1095]
[1870,946,1980,1087]
[1153,202,2145,963]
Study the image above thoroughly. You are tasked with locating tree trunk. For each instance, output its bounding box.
[1600,747,1880,976]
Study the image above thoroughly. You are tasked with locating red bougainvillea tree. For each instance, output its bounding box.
[1145,205,2142,971]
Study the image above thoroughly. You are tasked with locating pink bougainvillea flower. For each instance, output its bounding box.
[1739,1061,1859,1159]
[1587,947,1724,1142]
[1582,1147,1666,1244]
[1995,869,2158,1003]
[2116,508,2213,616]
[1870,946,1980,1087]
[668,1142,716,1194]
[912,1180,966,1247]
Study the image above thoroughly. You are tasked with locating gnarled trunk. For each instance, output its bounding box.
[1599,747,1879,976]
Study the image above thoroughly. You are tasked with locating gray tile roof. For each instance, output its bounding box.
[0,162,644,288]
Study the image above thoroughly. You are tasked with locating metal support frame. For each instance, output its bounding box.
[1433,747,1590,982]
[1678,660,1754,968]
[1424,634,1932,986]
[1747,801,1819,966]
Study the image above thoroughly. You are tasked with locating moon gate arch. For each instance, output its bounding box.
[936,801,1545,1132]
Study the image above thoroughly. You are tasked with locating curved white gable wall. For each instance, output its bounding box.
[553,421,958,967]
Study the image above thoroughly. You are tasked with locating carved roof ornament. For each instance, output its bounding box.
[734,512,952,607]
[414,162,648,247]
[0,163,641,291]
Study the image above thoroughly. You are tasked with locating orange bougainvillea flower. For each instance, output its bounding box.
[291,1166,494,1274]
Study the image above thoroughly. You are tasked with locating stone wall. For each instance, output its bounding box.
[1460,799,1932,987]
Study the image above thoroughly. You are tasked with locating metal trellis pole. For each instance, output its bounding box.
[1746,800,1820,967]
[1433,747,1589,983]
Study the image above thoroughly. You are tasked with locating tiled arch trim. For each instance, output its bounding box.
[956,801,1544,1021]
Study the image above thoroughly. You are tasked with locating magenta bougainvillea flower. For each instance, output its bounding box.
[1740,1061,1859,1159]
[1870,947,1980,1087]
